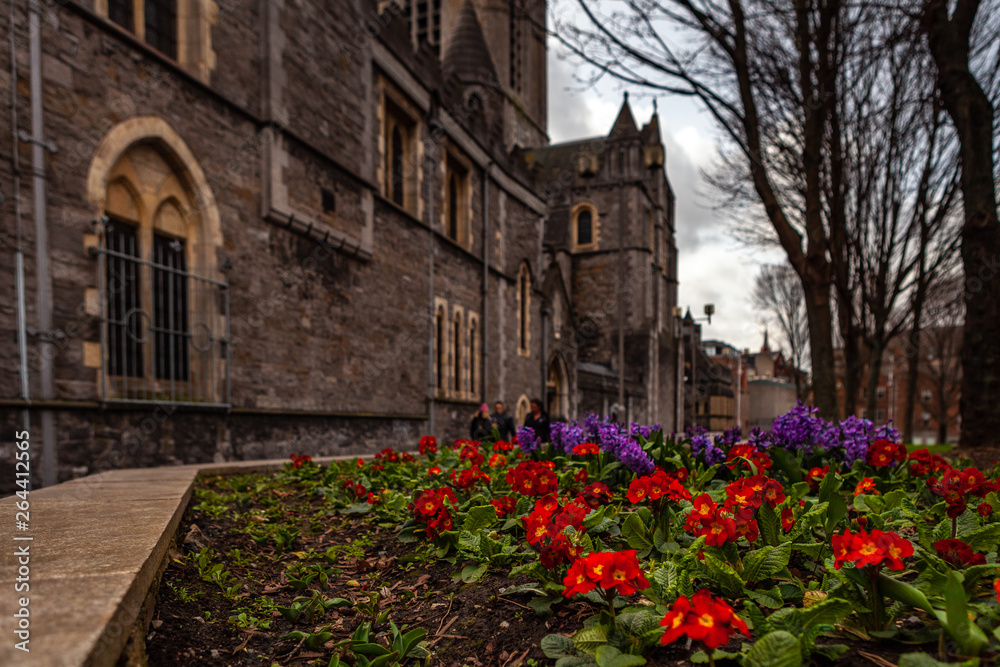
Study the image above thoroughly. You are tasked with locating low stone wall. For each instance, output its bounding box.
[0,406,424,494]
[0,457,355,666]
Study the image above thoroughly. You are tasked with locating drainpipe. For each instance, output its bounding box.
[618,164,626,422]
[541,303,550,409]
[426,106,439,436]
[27,0,56,486]
[10,1,30,437]
[481,162,492,402]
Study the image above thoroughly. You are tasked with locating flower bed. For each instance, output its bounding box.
[149,408,1000,666]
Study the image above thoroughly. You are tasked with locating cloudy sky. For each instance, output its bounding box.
[546,38,784,354]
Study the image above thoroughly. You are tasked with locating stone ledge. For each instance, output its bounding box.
[0,455,360,666]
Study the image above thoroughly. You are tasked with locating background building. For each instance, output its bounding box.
[834,327,962,444]
[744,333,802,432]
[0,0,682,488]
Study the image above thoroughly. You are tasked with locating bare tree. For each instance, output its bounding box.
[843,30,963,421]
[752,264,809,398]
[919,279,965,443]
[552,0,856,418]
[919,0,1000,448]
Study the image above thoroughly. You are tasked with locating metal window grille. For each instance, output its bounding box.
[96,218,230,407]
[108,0,134,31]
[414,0,441,49]
[448,175,458,240]
[144,0,178,59]
[577,210,592,245]
[453,317,461,392]
[153,234,189,382]
[391,127,405,206]
[105,221,143,378]
[436,310,444,390]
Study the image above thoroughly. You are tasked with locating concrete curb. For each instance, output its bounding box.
[0,456,362,666]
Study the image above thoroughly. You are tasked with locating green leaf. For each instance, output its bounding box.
[555,658,598,667]
[743,542,792,583]
[400,627,427,657]
[573,624,609,655]
[583,505,611,528]
[702,553,745,597]
[622,513,653,551]
[771,449,804,484]
[542,634,577,659]
[594,645,646,667]
[756,503,781,546]
[942,570,989,656]
[463,505,498,534]
[824,494,848,536]
[461,563,488,583]
[897,653,959,667]
[366,652,401,667]
[343,502,373,515]
[502,582,547,596]
[458,531,481,552]
[743,631,802,667]
[812,645,848,661]
[695,464,721,488]
[882,489,906,511]
[745,586,783,609]
[791,542,825,559]
[352,642,392,656]
[798,597,852,627]
[817,471,842,502]
[961,523,1000,551]
[528,594,561,616]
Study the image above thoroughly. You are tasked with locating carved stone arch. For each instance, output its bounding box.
[105,177,143,223]
[153,197,189,240]
[547,353,570,420]
[87,117,222,255]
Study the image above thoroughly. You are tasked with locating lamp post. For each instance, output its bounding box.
[675,304,717,429]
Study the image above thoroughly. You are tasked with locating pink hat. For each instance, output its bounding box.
[480,403,489,412]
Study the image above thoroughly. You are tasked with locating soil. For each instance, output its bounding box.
[950,446,1000,473]
[145,473,983,667]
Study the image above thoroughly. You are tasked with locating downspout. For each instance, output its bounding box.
[618,170,626,421]
[28,0,56,486]
[426,106,438,436]
[481,162,492,401]
[541,303,549,409]
[10,1,30,436]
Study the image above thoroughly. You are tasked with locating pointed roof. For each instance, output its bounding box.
[443,0,498,84]
[641,99,662,145]
[761,328,770,353]
[609,93,640,139]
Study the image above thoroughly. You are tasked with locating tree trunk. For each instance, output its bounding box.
[937,372,948,444]
[866,340,884,421]
[804,277,839,419]
[922,0,1000,448]
[902,324,922,443]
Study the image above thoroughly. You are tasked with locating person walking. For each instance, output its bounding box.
[470,404,493,441]
[491,401,516,442]
[523,398,551,444]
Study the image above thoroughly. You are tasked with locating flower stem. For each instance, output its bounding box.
[603,589,617,622]
[867,565,883,630]
[951,515,957,540]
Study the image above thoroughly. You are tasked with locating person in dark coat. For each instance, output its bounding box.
[523,398,551,444]
[470,404,493,441]
[491,401,516,442]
